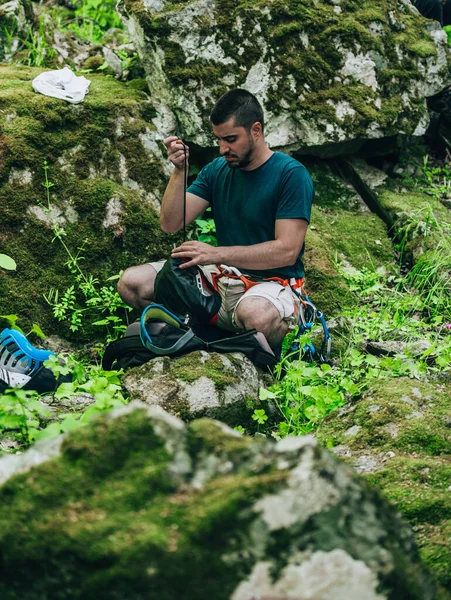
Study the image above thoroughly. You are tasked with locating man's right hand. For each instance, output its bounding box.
[164,136,189,170]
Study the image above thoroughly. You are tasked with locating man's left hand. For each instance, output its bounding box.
[171,241,220,268]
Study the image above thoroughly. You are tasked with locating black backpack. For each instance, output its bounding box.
[102,304,278,372]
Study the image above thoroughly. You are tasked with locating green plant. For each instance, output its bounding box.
[115,49,140,73]
[19,17,55,68]
[0,314,46,339]
[0,356,127,448]
[65,0,123,44]
[406,155,451,205]
[0,388,49,447]
[41,160,131,341]
[251,408,268,427]
[254,251,451,440]
[195,213,217,246]
[2,21,18,61]
[404,245,451,323]
[445,25,451,46]
[263,352,360,438]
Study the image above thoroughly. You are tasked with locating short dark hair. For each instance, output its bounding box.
[210,89,264,133]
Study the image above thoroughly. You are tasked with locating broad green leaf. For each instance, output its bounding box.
[54,381,77,398]
[0,254,16,270]
[31,323,47,339]
[0,414,24,429]
[60,415,83,433]
[259,388,277,400]
[32,422,62,441]
[436,356,449,367]
[79,405,102,423]
[0,314,23,331]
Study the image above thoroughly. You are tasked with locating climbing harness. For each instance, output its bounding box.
[209,264,304,293]
[208,267,331,363]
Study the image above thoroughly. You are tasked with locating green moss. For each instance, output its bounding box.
[169,352,239,390]
[0,408,286,599]
[187,418,253,455]
[366,457,451,591]
[378,185,451,222]
[315,378,451,591]
[316,378,448,451]
[406,38,438,59]
[415,521,451,592]
[393,421,451,456]
[0,65,175,338]
[303,232,355,317]
[302,163,395,316]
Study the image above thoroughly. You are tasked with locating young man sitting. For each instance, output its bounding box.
[118,89,314,350]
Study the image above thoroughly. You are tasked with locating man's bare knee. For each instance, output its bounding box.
[235,297,279,330]
[117,264,158,311]
[234,297,287,348]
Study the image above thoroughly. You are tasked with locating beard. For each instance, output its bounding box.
[224,138,254,169]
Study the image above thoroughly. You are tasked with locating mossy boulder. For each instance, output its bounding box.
[335,155,451,317]
[315,377,451,593]
[0,402,440,599]
[0,64,176,337]
[118,0,451,152]
[122,350,274,428]
[301,160,395,316]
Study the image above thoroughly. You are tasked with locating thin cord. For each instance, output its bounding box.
[182,141,187,243]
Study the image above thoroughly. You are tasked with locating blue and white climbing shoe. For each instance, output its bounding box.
[0,328,55,377]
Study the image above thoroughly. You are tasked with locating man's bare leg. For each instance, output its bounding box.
[234,296,288,349]
[117,264,158,311]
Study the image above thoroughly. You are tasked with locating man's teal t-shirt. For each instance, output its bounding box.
[187,152,314,280]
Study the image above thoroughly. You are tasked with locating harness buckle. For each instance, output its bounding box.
[219,264,243,277]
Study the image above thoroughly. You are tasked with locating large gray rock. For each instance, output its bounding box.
[0,65,174,336]
[122,350,273,426]
[315,377,451,593]
[118,0,451,153]
[0,402,438,598]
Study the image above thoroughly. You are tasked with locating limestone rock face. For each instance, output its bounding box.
[0,402,437,598]
[118,0,451,152]
[122,350,274,427]
[0,65,174,335]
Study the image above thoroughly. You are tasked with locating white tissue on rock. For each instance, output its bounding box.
[32,67,91,104]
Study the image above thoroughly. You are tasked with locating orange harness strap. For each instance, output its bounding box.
[210,265,306,299]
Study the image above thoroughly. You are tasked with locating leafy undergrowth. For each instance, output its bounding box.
[0,355,127,452]
[4,0,142,80]
[249,206,451,439]
[248,265,450,438]
[247,155,451,438]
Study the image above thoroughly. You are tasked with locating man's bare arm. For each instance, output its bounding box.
[171,219,309,270]
[160,136,210,233]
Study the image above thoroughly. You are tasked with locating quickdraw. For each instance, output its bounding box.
[290,286,331,364]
